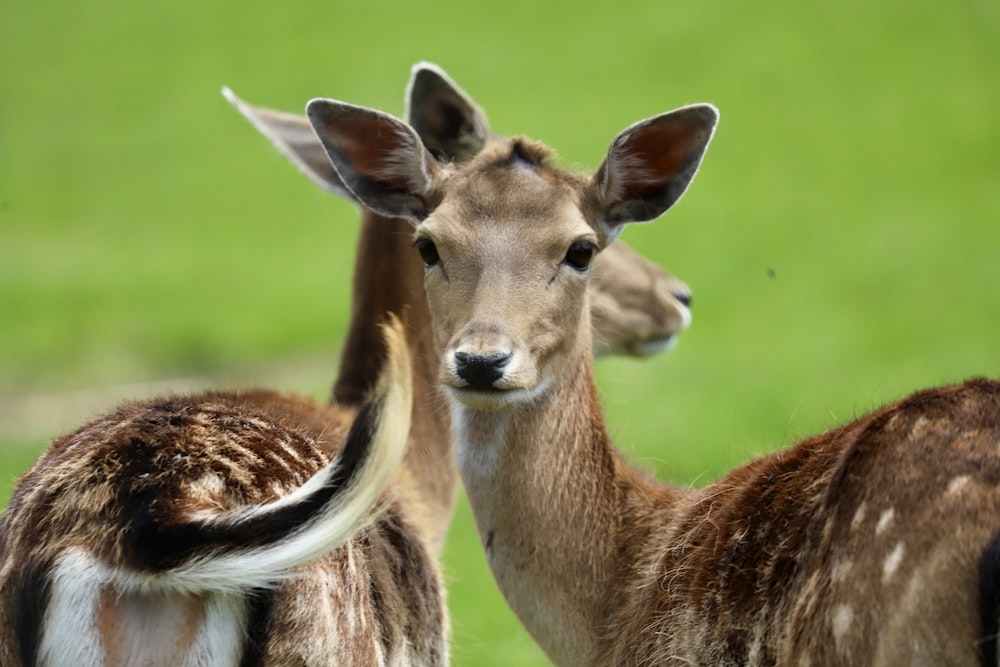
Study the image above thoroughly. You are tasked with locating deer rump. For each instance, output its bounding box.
[0,321,436,667]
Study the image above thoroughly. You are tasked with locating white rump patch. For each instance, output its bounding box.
[39,550,249,667]
[39,551,105,666]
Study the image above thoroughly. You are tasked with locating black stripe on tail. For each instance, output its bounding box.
[122,396,383,572]
[978,528,1000,666]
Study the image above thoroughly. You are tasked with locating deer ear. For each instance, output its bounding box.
[307,99,440,223]
[593,104,719,234]
[222,87,356,200]
[405,61,489,163]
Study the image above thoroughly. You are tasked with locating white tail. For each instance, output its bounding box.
[307,95,1000,666]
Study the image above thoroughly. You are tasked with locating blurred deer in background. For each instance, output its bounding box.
[309,91,1000,667]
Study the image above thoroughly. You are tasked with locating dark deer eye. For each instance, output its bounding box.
[563,241,597,272]
[414,238,440,267]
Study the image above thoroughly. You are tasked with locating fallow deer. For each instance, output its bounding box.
[308,95,1000,666]
[0,319,438,666]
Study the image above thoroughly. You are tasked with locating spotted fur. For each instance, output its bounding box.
[0,321,444,667]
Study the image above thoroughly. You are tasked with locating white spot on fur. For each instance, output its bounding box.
[747,635,764,663]
[885,412,903,432]
[883,542,905,582]
[875,507,894,536]
[831,558,854,583]
[822,515,836,541]
[832,604,853,647]
[908,416,932,440]
[850,501,867,531]
[187,472,225,504]
[946,474,971,496]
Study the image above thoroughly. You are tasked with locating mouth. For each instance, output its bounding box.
[445,376,553,411]
[446,384,519,411]
[596,333,679,358]
[630,334,679,358]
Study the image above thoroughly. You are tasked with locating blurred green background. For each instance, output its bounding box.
[1,0,998,663]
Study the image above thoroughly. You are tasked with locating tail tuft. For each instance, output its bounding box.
[154,315,413,593]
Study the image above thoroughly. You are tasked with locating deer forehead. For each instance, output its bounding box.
[423,160,597,259]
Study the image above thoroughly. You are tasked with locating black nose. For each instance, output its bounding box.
[454,351,511,389]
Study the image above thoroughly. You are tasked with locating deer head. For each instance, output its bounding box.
[224,64,695,361]
[306,99,717,410]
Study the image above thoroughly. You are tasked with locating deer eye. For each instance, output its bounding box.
[563,241,597,272]
[414,238,441,267]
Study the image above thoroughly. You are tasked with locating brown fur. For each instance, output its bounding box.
[603,379,1000,665]
[0,333,443,667]
[308,96,1000,666]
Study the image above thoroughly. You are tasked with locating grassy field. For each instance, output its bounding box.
[2,0,999,663]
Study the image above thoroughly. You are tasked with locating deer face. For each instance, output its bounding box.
[413,154,600,409]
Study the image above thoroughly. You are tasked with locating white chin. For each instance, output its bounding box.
[632,334,679,357]
[447,380,551,411]
[447,387,525,411]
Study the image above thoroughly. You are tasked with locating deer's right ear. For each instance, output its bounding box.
[307,100,441,223]
[222,87,354,200]
[405,61,490,162]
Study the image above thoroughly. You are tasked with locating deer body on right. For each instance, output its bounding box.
[308,93,1000,666]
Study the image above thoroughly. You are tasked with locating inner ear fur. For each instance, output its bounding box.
[594,104,719,229]
[307,99,440,222]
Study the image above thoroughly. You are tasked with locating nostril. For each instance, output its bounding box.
[454,351,512,389]
[673,291,692,308]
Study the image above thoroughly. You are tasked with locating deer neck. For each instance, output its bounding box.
[331,209,456,552]
[450,343,670,666]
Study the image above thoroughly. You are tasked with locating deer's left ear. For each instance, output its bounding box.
[593,104,719,236]
[307,99,441,223]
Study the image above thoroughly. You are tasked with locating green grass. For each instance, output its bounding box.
[2,0,999,664]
